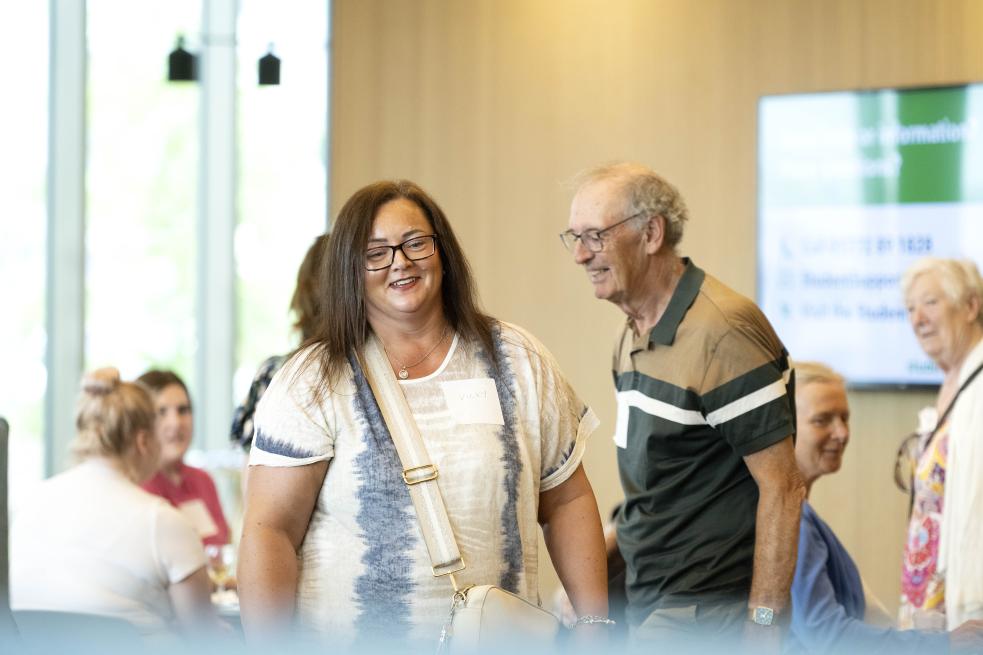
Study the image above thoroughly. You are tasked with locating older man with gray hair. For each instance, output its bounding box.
[562,162,805,652]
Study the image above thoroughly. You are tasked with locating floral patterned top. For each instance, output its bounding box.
[898,418,949,629]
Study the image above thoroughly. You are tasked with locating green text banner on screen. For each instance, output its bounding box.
[758,84,983,386]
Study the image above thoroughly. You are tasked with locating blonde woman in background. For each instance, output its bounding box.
[787,362,983,654]
[899,258,983,631]
[10,368,221,640]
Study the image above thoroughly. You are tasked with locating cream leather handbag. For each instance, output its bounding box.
[360,334,561,654]
[441,584,561,653]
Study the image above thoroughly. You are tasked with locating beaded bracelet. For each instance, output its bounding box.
[574,615,616,627]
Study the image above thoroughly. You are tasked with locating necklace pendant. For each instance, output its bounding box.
[398,367,409,380]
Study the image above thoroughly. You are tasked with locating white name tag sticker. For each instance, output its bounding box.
[178,498,219,539]
[441,378,505,426]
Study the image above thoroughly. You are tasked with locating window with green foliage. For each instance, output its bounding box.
[234,0,329,400]
[0,0,48,509]
[4,2,330,513]
[86,0,201,381]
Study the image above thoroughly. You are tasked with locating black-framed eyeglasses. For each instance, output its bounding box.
[559,211,648,253]
[365,235,439,271]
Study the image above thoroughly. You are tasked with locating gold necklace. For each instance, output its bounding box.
[383,326,449,379]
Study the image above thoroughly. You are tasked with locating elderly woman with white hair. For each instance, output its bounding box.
[898,257,983,631]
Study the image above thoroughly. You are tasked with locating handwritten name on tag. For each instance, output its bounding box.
[440,378,505,426]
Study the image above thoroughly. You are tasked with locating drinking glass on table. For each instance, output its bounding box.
[205,544,237,593]
[911,609,947,632]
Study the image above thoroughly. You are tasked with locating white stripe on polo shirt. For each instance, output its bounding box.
[705,376,788,428]
[617,390,707,424]
[612,366,791,446]
[613,389,706,448]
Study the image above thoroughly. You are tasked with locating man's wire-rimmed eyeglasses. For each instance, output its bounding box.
[365,235,439,271]
[559,211,649,253]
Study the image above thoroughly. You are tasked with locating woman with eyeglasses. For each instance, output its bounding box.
[238,180,609,650]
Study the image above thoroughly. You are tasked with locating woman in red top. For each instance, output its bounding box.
[138,369,230,547]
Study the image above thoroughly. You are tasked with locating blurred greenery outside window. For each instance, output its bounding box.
[234,0,329,401]
[86,0,200,382]
[0,2,48,511]
[4,1,329,514]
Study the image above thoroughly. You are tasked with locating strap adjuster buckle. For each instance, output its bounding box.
[433,558,467,579]
[402,464,438,485]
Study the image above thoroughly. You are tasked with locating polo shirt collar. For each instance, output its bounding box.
[645,257,704,348]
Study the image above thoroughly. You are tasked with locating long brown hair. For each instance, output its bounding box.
[291,233,330,341]
[301,180,495,398]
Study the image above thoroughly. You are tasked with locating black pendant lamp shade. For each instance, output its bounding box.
[258,45,280,85]
[168,35,197,82]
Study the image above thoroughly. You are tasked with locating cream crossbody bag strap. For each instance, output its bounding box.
[361,333,466,581]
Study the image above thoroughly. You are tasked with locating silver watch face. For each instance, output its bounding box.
[752,607,775,625]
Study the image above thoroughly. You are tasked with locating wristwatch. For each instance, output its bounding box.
[748,606,776,626]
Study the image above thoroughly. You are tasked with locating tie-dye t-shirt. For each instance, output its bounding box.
[249,321,597,649]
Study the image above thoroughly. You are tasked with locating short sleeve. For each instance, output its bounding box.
[699,319,795,457]
[249,348,337,467]
[153,502,207,584]
[504,324,599,492]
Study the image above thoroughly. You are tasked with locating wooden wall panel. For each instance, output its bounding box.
[330,0,983,614]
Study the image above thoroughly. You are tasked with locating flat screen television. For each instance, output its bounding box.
[758,83,983,388]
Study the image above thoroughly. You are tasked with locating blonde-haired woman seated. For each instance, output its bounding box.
[10,368,222,641]
[788,362,983,654]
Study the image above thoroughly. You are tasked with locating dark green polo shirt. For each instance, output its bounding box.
[613,259,795,626]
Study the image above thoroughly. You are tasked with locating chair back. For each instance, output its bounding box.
[1,423,144,649]
[13,609,143,651]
